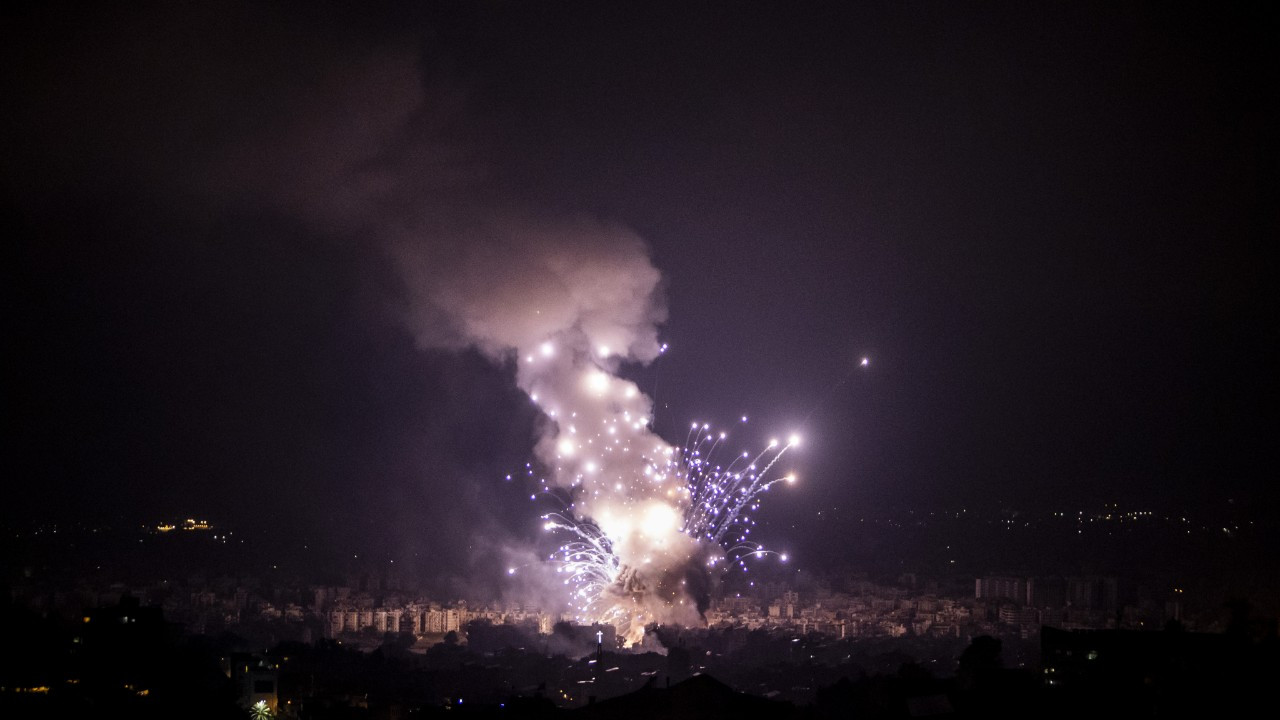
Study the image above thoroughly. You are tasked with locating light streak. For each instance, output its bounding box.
[678,423,800,568]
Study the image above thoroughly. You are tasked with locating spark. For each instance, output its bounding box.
[679,423,801,561]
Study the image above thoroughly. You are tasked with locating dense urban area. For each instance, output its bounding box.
[4,507,1275,718]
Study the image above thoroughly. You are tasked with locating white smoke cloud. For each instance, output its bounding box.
[390,213,712,642]
[390,216,666,363]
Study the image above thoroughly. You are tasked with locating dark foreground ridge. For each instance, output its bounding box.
[573,673,790,720]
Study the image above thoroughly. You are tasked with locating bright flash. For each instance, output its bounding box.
[641,504,677,539]
[586,371,610,394]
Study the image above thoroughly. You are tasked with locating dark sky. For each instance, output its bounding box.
[3,2,1274,576]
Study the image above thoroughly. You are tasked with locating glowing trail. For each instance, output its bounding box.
[678,424,800,568]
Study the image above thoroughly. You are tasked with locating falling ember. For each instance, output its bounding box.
[678,424,800,560]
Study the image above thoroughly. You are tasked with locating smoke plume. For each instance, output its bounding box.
[5,0,716,637]
[391,215,711,642]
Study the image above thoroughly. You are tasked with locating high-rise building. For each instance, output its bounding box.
[1030,576,1066,609]
[1065,576,1119,611]
[976,575,1029,604]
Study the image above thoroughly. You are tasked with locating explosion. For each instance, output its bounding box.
[540,428,799,643]
[392,217,797,645]
[524,338,799,645]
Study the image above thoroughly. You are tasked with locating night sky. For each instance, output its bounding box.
[4,2,1274,578]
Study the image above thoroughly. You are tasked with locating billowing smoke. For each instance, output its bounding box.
[4,0,739,638]
[390,217,665,363]
[392,216,711,642]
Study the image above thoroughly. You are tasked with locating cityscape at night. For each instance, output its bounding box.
[4,2,1275,718]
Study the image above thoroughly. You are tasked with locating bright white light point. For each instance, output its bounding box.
[540,341,554,357]
[860,356,870,367]
[584,461,597,473]
[599,345,610,356]
[788,434,801,446]
[525,355,534,363]
[587,371,609,394]
[780,554,788,561]
[769,439,778,448]
[786,473,797,483]
[642,504,677,538]
[719,432,726,439]
[507,568,516,575]
[741,415,748,422]
[624,386,637,398]
[557,438,575,456]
